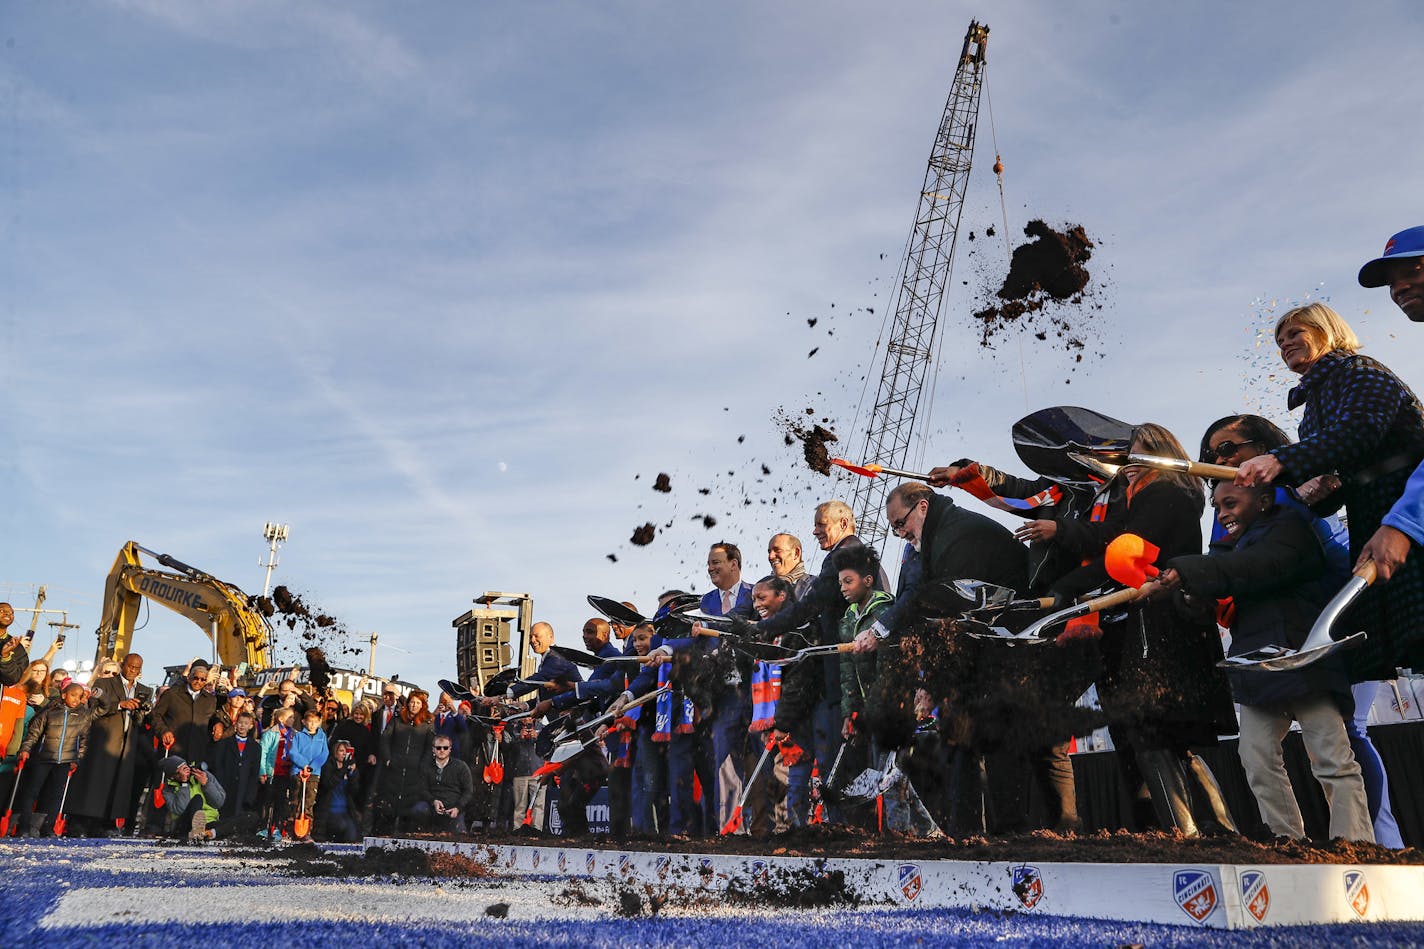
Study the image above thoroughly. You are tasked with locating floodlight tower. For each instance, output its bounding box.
[259,522,289,598]
[851,21,989,553]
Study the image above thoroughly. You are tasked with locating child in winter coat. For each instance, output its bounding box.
[15,682,93,837]
[258,707,296,839]
[287,708,329,842]
[1159,481,1374,842]
[834,546,939,838]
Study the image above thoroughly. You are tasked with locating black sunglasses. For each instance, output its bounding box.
[1209,438,1260,461]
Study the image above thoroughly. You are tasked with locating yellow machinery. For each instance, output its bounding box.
[95,541,273,671]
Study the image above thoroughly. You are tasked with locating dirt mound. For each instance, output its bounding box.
[282,844,491,878]
[972,220,1097,346]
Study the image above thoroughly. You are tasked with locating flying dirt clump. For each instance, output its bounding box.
[255,585,362,666]
[652,473,672,493]
[630,523,657,546]
[775,409,838,476]
[972,219,1095,345]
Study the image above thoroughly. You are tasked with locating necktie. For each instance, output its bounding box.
[721,589,733,615]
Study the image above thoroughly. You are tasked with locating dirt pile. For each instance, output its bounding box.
[971,220,1099,349]
[281,844,491,878]
[774,409,838,476]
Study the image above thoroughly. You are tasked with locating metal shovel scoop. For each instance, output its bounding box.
[1220,561,1372,672]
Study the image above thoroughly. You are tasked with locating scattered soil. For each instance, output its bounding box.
[282,844,491,878]
[725,866,859,908]
[630,523,656,546]
[653,473,672,493]
[401,824,1422,867]
[254,585,363,668]
[972,220,1096,345]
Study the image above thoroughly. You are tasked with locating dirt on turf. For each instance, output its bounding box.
[281,843,492,878]
[409,824,1422,867]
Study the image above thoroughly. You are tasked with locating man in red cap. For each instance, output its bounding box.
[1357,225,1424,579]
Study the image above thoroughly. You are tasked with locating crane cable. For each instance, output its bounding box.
[983,82,1030,411]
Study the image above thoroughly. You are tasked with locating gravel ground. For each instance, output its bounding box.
[3,839,1423,947]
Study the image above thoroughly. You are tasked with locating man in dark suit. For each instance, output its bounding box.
[73,653,154,834]
[152,660,218,765]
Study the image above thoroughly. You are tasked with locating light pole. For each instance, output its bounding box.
[260,522,289,598]
[368,631,378,677]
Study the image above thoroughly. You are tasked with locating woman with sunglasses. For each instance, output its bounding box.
[1202,413,1406,848]
[1235,302,1424,681]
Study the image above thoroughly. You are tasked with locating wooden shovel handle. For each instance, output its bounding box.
[1356,559,1378,584]
[1186,460,1240,479]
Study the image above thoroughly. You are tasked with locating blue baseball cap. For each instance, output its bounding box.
[1359,226,1424,287]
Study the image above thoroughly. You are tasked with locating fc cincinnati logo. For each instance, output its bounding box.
[656,855,671,880]
[750,860,770,886]
[531,850,541,869]
[618,853,632,875]
[898,863,922,902]
[1240,870,1269,923]
[1011,865,1043,909]
[557,851,568,872]
[585,852,597,874]
[1173,869,1218,924]
[1344,870,1369,918]
[506,848,517,867]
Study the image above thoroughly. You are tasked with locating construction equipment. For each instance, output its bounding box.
[851,21,991,553]
[94,541,273,671]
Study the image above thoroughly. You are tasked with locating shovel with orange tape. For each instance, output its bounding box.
[1014,533,1161,642]
[293,772,313,840]
[720,734,778,835]
[52,763,78,837]
[0,756,25,836]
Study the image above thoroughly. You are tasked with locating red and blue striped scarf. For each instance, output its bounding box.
[749,661,781,732]
[652,664,696,742]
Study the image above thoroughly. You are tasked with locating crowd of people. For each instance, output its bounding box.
[1,225,1422,850]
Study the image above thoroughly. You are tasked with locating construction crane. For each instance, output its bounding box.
[851,21,990,553]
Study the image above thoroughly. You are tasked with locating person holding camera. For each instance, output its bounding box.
[158,756,226,842]
[72,653,152,835]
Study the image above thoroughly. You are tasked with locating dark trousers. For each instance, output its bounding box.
[607,767,632,838]
[811,699,844,824]
[17,761,73,820]
[667,725,715,835]
[634,727,668,834]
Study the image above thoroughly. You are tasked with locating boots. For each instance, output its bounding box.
[1186,752,1239,835]
[1135,749,1198,836]
[23,813,48,838]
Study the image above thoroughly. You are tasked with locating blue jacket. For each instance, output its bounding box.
[288,726,330,773]
[1383,460,1424,545]
[700,582,754,618]
[553,642,626,710]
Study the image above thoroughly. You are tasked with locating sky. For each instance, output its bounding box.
[3,1,1423,690]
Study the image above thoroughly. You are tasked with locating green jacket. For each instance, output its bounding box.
[838,590,894,718]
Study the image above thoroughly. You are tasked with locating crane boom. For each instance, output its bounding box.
[851,21,989,553]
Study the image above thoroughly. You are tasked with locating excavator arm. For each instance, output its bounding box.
[95,541,273,671]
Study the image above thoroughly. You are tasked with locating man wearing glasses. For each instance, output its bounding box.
[854,483,1028,651]
[418,737,473,835]
[152,659,218,763]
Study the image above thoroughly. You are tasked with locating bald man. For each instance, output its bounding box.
[524,622,582,701]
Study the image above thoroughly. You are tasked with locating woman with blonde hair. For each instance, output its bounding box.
[1237,302,1424,679]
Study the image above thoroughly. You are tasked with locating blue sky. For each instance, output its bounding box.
[3,1,1422,688]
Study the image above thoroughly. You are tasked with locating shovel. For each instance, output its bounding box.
[1014,586,1145,641]
[293,772,312,840]
[52,762,78,837]
[1012,405,1134,483]
[550,645,643,669]
[0,756,25,836]
[1220,561,1372,672]
[830,458,936,482]
[720,735,779,835]
[587,595,647,626]
[574,685,670,736]
[952,579,1055,615]
[1068,450,1238,481]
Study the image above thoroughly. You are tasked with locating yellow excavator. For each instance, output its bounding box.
[95,541,273,672]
